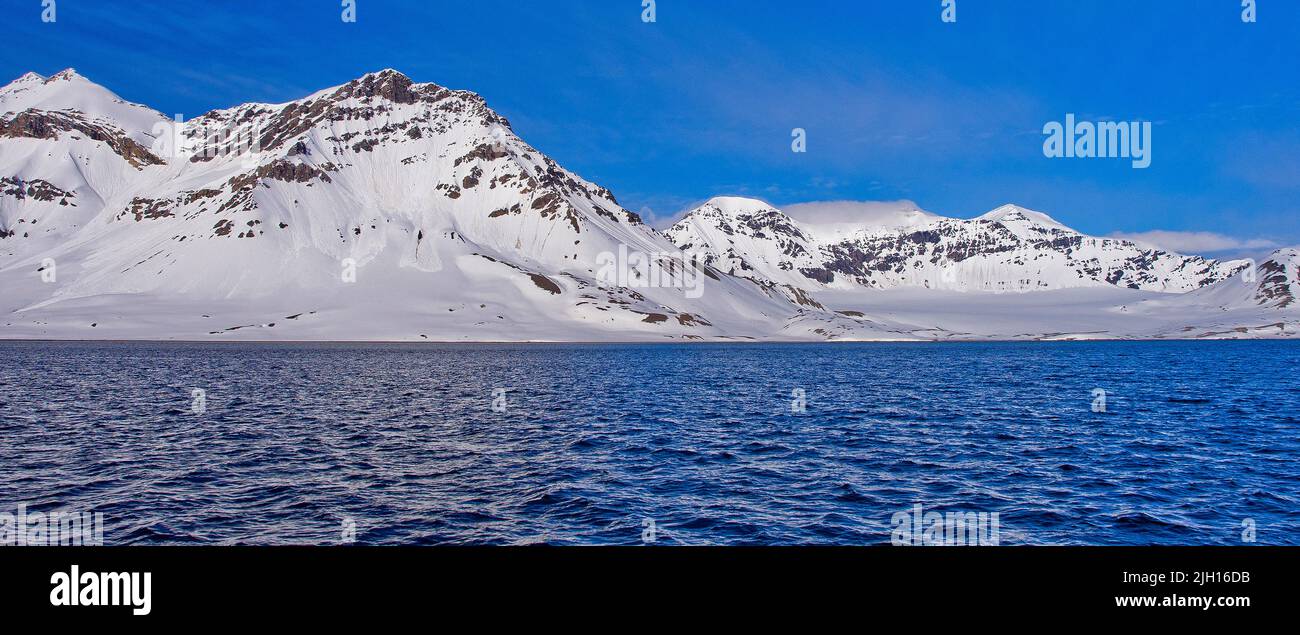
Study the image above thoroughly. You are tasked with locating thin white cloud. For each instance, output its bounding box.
[782,200,928,225]
[649,198,934,230]
[1108,230,1278,255]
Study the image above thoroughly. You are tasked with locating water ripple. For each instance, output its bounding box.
[0,341,1297,545]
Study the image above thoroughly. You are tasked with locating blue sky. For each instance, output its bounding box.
[5,0,1298,256]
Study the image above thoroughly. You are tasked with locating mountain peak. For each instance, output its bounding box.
[361,68,409,80]
[1,72,44,97]
[700,196,778,216]
[47,68,85,82]
[978,203,1072,232]
[2,68,93,91]
[1,67,163,136]
[327,68,445,107]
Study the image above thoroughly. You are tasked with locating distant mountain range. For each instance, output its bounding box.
[667,197,1245,293]
[1,69,1296,341]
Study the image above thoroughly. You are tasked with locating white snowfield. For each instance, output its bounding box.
[1,69,1296,342]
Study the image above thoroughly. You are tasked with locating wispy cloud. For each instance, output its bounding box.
[1108,230,1278,257]
[783,200,928,225]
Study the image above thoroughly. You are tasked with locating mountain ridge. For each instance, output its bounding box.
[1,69,1295,341]
[666,197,1250,294]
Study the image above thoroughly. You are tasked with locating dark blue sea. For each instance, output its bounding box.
[0,341,1296,545]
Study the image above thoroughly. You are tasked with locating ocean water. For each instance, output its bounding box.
[0,341,1296,546]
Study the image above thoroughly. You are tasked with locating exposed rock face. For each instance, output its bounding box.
[529,273,562,295]
[1,177,76,206]
[122,197,174,222]
[0,110,163,168]
[242,160,335,186]
[1254,249,1299,308]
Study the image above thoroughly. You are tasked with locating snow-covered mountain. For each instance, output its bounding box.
[0,69,847,341]
[0,69,1295,341]
[0,69,168,257]
[666,197,1247,293]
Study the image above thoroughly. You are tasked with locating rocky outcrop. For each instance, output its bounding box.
[0,110,163,168]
